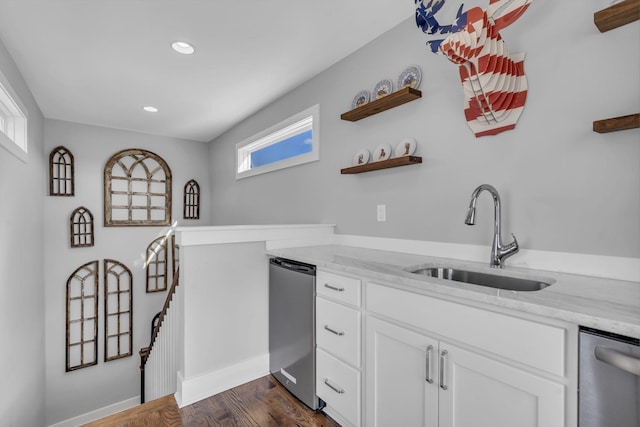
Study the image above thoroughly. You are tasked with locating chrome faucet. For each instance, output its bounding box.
[464,184,519,268]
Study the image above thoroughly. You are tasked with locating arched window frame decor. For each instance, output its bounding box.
[183,179,200,220]
[171,234,180,277]
[104,149,172,226]
[66,260,99,371]
[70,206,95,248]
[146,236,168,293]
[50,146,75,196]
[104,259,133,361]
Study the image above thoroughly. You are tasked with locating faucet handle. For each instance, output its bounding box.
[503,233,519,257]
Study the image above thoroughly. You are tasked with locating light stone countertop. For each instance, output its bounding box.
[266,245,640,339]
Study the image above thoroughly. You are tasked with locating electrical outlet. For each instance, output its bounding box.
[377,204,386,222]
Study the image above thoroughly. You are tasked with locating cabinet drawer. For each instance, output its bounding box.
[367,282,567,377]
[317,348,361,427]
[317,270,361,307]
[316,297,361,367]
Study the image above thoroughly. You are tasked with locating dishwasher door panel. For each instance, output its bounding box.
[579,329,640,427]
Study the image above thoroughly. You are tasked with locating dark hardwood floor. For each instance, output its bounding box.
[82,375,340,427]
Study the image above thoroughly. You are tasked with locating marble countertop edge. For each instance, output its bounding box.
[266,245,640,339]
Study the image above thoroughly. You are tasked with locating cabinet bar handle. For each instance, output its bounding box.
[439,350,448,390]
[324,378,345,394]
[425,345,434,384]
[324,283,345,292]
[324,325,345,336]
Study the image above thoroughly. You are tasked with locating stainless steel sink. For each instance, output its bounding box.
[409,267,551,291]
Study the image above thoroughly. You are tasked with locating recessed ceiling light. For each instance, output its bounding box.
[143,106,159,113]
[171,41,195,55]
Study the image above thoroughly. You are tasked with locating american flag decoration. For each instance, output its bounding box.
[416,0,532,137]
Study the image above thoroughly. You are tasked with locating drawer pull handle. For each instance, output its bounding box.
[324,378,345,394]
[324,325,345,336]
[439,350,448,390]
[425,345,434,384]
[324,283,345,292]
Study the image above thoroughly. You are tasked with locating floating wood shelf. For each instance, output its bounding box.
[341,87,422,122]
[593,113,640,133]
[594,0,640,32]
[341,156,422,174]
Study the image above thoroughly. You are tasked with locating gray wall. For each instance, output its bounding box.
[208,2,640,259]
[43,120,210,425]
[0,38,46,426]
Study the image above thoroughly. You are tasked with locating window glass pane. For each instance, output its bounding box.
[250,129,312,168]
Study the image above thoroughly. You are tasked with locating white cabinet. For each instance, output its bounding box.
[439,341,565,427]
[365,282,575,427]
[316,270,362,427]
[366,316,438,427]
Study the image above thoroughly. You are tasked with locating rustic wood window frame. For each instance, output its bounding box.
[104,149,172,227]
[104,259,133,361]
[183,179,200,219]
[66,260,99,372]
[50,146,75,196]
[70,206,95,248]
[171,234,180,277]
[146,236,168,293]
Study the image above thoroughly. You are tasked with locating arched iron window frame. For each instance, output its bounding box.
[66,260,99,372]
[50,146,75,196]
[146,236,168,293]
[104,259,133,361]
[70,206,95,248]
[103,148,172,226]
[183,179,200,219]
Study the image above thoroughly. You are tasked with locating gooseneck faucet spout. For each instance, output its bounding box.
[465,184,519,268]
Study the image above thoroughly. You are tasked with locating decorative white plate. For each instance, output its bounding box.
[372,144,392,162]
[373,79,393,99]
[352,148,370,166]
[395,137,417,157]
[351,90,370,109]
[397,66,422,90]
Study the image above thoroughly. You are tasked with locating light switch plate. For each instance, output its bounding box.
[377,204,386,222]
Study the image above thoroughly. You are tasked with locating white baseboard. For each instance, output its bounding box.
[175,353,270,408]
[333,234,640,282]
[48,396,140,427]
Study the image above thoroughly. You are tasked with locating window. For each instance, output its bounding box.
[104,259,133,361]
[50,146,75,196]
[183,179,200,219]
[146,236,168,293]
[0,69,28,162]
[104,149,172,226]
[70,206,94,247]
[236,104,319,179]
[66,261,99,371]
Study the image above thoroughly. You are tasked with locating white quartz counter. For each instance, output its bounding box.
[266,245,640,339]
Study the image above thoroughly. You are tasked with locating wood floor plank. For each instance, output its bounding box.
[84,375,340,427]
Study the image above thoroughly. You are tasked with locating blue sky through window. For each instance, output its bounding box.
[250,129,313,168]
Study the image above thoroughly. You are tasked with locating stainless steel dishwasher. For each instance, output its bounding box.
[579,327,640,427]
[269,257,322,410]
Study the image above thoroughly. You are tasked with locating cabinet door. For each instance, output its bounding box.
[438,341,565,427]
[366,317,439,427]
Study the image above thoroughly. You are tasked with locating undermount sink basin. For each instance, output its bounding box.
[409,267,551,292]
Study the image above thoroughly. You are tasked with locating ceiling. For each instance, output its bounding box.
[0,1,414,142]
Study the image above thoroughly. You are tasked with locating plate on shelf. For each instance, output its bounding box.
[395,137,417,157]
[373,79,393,99]
[397,66,422,90]
[352,148,370,166]
[372,144,392,162]
[351,90,370,109]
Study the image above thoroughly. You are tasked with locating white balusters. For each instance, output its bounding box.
[142,272,182,402]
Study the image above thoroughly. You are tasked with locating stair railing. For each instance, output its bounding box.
[139,267,181,403]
